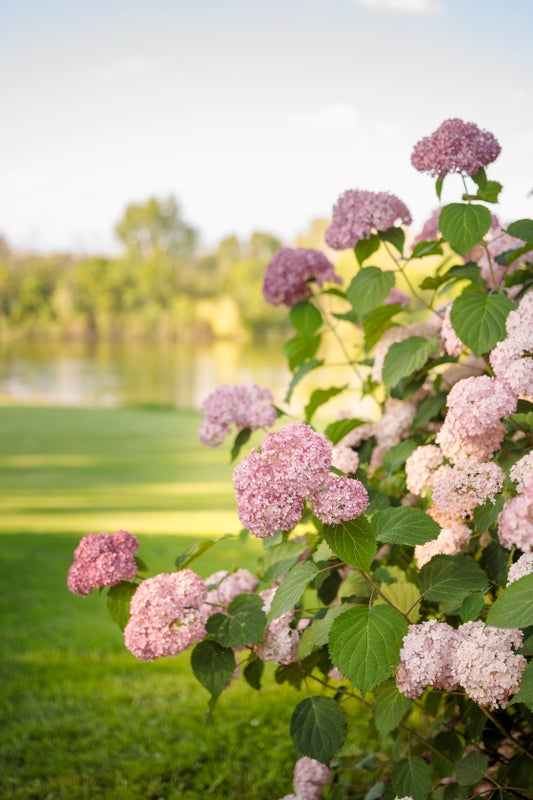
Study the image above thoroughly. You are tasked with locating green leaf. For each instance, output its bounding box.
[106,581,137,630]
[442,783,469,800]
[355,234,380,266]
[205,594,266,648]
[486,574,533,628]
[290,301,323,338]
[436,177,444,200]
[455,751,489,786]
[379,226,405,255]
[418,555,488,602]
[508,660,533,710]
[432,731,464,778]
[382,336,438,389]
[373,507,441,546]
[391,756,432,800]
[284,334,321,371]
[243,655,264,690]
[475,180,502,203]
[175,533,234,569]
[375,581,421,622]
[459,592,485,622]
[290,696,347,763]
[324,418,364,446]
[450,287,515,356]
[382,438,418,473]
[471,167,487,189]
[496,245,533,267]
[372,679,412,738]
[413,392,446,427]
[472,495,505,534]
[347,267,395,319]
[438,203,492,255]
[507,218,533,242]
[267,561,319,623]
[362,304,403,351]
[324,516,377,571]
[260,539,310,582]
[329,605,407,695]
[298,604,353,659]
[284,358,324,403]
[190,640,236,699]
[230,427,251,462]
[411,239,443,259]
[305,385,347,423]
[445,262,483,284]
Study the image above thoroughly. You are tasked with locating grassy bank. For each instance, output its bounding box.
[0,405,303,799]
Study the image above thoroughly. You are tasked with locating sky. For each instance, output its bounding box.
[1,0,532,255]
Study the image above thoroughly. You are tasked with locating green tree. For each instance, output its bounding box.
[115,196,198,260]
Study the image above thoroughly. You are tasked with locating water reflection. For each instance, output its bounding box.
[0,339,291,410]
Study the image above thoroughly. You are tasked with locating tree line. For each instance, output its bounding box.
[0,196,293,342]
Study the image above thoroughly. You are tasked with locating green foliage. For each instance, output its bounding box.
[382,336,438,389]
[206,595,267,648]
[190,640,236,700]
[438,203,492,254]
[267,561,319,623]
[324,516,377,571]
[347,266,395,319]
[450,287,515,355]
[486,574,533,628]
[418,555,488,602]
[372,679,412,738]
[373,507,440,546]
[391,756,432,800]
[106,581,138,630]
[290,696,347,763]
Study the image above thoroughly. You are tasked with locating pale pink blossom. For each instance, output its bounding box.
[337,421,375,448]
[310,474,369,525]
[331,444,359,474]
[411,118,501,179]
[202,569,258,618]
[405,445,443,496]
[124,570,207,661]
[293,756,331,800]
[441,305,466,357]
[412,208,442,245]
[198,383,277,447]
[396,620,461,698]
[490,291,533,399]
[498,478,533,553]
[375,398,417,450]
[451,622,526,709]
[432,459,505,519]
[233,422,332,538]
[255,588,299,665]
[263,247,341,307]
[414,520,471,568]
[325,189,412,251]
[384,286,410,306]
[510,452,533,494]
[507,553,533,585]
[67,530,139,597]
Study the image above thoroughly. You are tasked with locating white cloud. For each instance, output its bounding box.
[352,0,441,14]
[287,103,357,132]
[91,58,159,81]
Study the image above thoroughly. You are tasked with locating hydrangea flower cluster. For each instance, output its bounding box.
[397,620,526,709]
[124,570,207,661]
[198,383,277,447]
[431,459,505,519]
[279,756,331,800]
[510,451,533,494]
[507,553,533,585]
[411,118,501,179]
[310,474,369,525]
[441,305,465,357]
[331,443,359,474]
[414,520,471,568]
[255,587,299,665]
[262,247,342,308]
[498,477,533,553]
[436,376,517,463]
[325,189,412,251]
[67,529,139,596]
[202,568,258,618]
[405,444,443,496]
[490,290,533,400]
[233,422,367,537]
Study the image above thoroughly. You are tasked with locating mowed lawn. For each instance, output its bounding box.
[0,405,309,800]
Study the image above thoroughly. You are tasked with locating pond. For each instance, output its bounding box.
[0,338,291,410]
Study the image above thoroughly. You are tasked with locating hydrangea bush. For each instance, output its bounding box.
[68,118,533,800]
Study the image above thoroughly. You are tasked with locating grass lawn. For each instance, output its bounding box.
[0,405,375,799]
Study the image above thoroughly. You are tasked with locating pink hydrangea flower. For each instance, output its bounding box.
[396,620,460,698]
[233,422,332,538]
[441,305,466,357]
[411,118,501,179]
[405,445,443,496]
[384,286,410,307]
[436,376,517,462]
[202,568,258,618]
[331,444,359,474]
[498,477,533,553]
[262,247,341,307]
[310,474,369,525]
[510,452,533,494]
[293,756,331,800]
[374,398,418,450]
[325,189,412,251]
[412,208,442,245]
[414,520,471,568]
[432,459,505,519]
[67,530,139,596]
[255,587,299,665]
[198,383,277,447]
[124,570,207,662]
[507,553,533,585]
[490,291,533,399]
[451,622,526,709]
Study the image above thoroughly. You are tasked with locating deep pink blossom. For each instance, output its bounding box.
[310,474,368,525]
[262,247,341,307]
[198,383,277,447]
[411,118,501,179]
[67,530,139,596]
[325,189,412,251]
